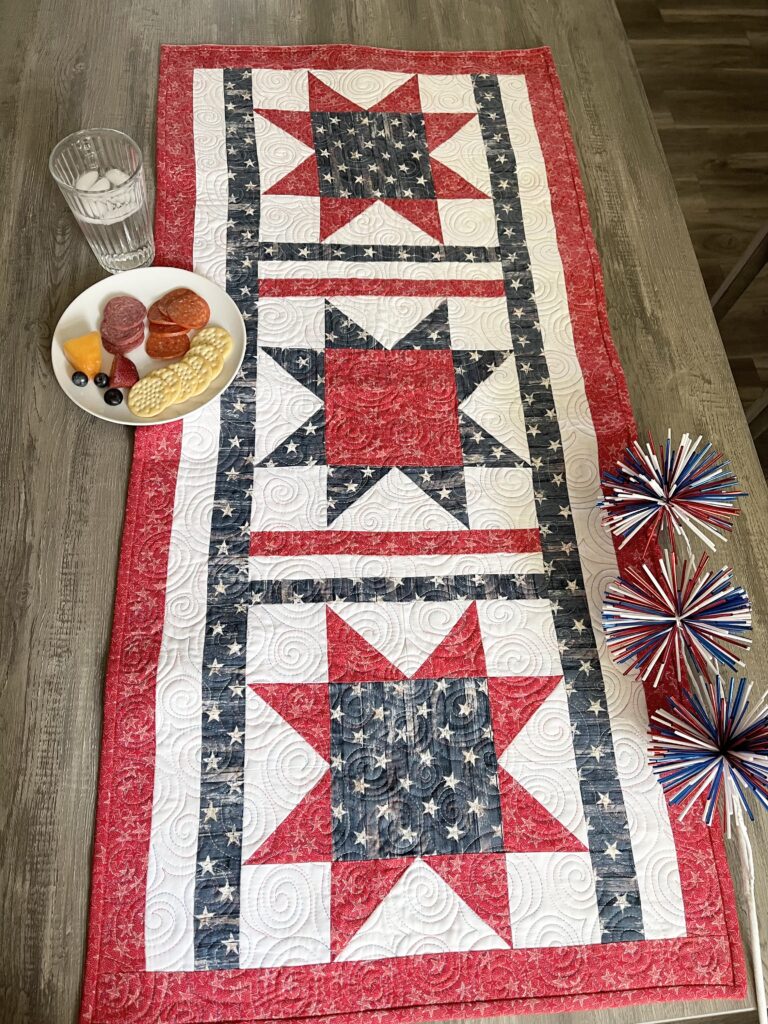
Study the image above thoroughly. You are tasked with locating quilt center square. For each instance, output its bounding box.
[330,677,504,861]
[312,111,435,199]
[325,348,463,466]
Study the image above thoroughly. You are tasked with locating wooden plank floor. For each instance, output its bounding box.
[617,0,768,472]
[0,2,767,1023]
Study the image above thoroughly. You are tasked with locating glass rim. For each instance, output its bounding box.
[48,128,144,193]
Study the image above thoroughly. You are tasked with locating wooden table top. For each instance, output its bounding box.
[1,1,766,1022]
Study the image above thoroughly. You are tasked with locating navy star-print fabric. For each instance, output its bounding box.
[330,677,503,860]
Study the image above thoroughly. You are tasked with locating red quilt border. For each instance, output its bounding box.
[78,43,746,1024]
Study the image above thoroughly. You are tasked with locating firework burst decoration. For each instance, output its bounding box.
[649,676,768,1024]
[649,675,768,829]
[599,431,746,555]
[602,551,752,687]
[598,429,763,1015]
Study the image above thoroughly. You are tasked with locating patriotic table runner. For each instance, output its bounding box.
[79,44,746,1024]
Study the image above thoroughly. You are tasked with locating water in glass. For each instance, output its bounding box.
[49,129,154,274]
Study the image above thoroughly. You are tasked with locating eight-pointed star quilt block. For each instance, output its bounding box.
[254,70,494,244]
[249,304,533,533]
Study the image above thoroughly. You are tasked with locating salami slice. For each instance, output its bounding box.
[102,295,146,331]
[102,327,144,355]
[146,330,190,360]
[162,289,210,330]
[102,318,145,341]
[101,319,146,342]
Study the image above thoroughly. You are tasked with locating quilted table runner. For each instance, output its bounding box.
[80,45,746,1024]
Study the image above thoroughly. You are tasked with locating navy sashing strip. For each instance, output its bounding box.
[249,573,548,604]
[473,74,644,941]
[192,67,260,970]
[258,242,502,264]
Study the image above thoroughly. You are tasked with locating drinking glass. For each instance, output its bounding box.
[49,128,154,274]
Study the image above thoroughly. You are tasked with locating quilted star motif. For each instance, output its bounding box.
[253,322,529,527]
[256,72,488,241]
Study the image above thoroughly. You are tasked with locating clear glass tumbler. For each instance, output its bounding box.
[49,128,154,274]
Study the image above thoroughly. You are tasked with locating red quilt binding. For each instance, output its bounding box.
[78,44,746,1024]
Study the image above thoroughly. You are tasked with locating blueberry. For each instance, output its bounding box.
[94,372,109,388]
[71,371,88,387]
[104,388,123,406]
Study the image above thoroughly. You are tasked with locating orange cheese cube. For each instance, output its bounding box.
[63,331,102,379]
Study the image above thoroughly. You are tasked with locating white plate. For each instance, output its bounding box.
[51,267,246,426]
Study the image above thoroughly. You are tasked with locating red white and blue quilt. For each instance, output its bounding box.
[79,44,746,1024]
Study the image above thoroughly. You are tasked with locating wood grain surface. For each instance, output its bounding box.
[0,2,766,1023]
[616,0,768,473]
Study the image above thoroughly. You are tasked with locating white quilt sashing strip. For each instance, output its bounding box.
[258,260,503,279]
[144,403,220,971]
[191,67,230,290]
[248,551,545,580]
[144,67,228,971]
[500,73,685,939]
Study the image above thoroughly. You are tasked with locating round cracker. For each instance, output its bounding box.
[191,326,233,357]
[127,373,172,418]
[154,365,182,404]
[192,341,225,378]
[183,352,215,397]
[162,360,198,404]
[167,355,211,402]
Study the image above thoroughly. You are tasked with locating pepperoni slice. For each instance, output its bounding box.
[162,289,210,330]
[148,299,181,328]
[147,320,192,335]
[146,330,190,360]
[156,288,189,318]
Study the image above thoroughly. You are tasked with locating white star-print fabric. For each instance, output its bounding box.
[78,44,745,1024]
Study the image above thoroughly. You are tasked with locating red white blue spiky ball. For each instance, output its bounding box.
[602,551,752,687]
[599,431,746,554]
[649,675,768,831]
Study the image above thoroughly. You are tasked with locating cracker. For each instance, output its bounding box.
[191,326,233,357]
[183,352,215,397]
[127,372,172,418]
[154,365,182,404]
[191,341,225,378]
[167,354,211,402]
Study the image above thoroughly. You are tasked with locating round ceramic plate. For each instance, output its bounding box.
[51,267,246,426]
